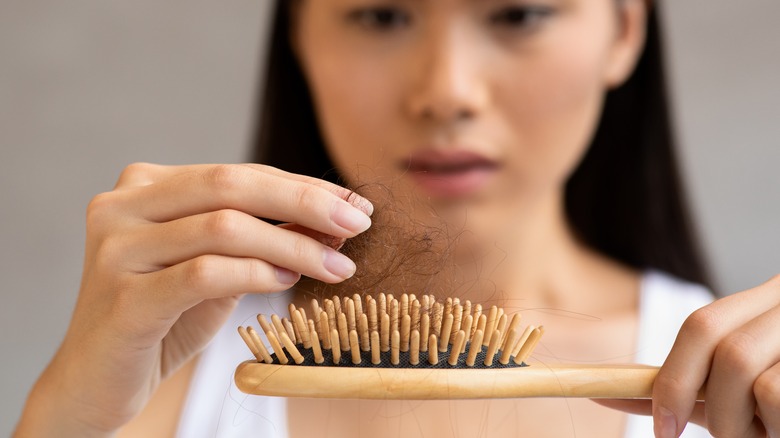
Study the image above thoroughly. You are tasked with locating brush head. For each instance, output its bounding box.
[235,293,672,401]
[262,343,528,369]
[238,293,543,370]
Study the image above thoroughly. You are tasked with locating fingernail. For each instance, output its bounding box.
[332,202,371,234]
[655,407,678,438]
[323,249,356,280]
[275,267,301,285]
[355,197,374,216]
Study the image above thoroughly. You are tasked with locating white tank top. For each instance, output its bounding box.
[176,271,713,437]
[176,291,292,438]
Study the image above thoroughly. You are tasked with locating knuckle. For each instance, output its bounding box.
[653,371,685,395]
[681,306,723,339]
[184,256,219,290]
[118,162,155,183]
[86,192,118,229]
[116,162,160,187]
[290,183,323,214]
[204,164,244,193]
[203,209,243,241]
[289,234,314,262]
[753,371,780,408]
[245,259,272,289]
[713,332,760,375]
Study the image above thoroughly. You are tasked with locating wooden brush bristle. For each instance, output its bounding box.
[238,293,543,369]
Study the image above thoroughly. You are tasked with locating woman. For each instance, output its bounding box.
[15,0,780,437]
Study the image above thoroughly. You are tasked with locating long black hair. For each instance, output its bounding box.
[251,2,713,289]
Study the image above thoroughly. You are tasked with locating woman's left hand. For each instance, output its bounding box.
[598,274,780,437]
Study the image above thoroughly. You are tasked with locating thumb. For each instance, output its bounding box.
[592,399,653,416]
[593,399,708,428]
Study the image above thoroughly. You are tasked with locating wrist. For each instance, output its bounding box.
[14,361,119,438]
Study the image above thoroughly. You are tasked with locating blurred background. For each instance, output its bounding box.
[1,0,778,434]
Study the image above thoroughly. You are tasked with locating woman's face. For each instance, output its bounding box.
[293,0,645,237]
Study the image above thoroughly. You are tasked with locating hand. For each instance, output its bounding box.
[15,163,373,437]
[598,274,780,437]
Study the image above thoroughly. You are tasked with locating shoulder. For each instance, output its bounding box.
[627,271,715,437]
[634,270,714,366]
[177,292,291,438]
[640,270,714,318]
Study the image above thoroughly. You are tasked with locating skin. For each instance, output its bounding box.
[13,0,780,437]
[14,164,375,437]
[292,0,644,307]
[288,0,642,436]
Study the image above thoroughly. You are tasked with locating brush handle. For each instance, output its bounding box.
[235,361,693,400]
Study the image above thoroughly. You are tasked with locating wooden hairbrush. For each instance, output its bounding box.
[235,293,666,400]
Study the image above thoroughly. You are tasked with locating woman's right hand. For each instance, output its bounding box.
[14,163,373,437]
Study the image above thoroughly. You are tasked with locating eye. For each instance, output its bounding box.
[347,6,411,31]
[489,5,555,30]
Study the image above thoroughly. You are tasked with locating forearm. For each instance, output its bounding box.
[14,362,117,438]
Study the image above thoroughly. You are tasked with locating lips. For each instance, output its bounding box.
[402,149,500,198]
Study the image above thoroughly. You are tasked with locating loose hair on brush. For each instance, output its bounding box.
[249,1,713,291]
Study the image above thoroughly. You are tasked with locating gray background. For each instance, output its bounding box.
[1,0,778,434]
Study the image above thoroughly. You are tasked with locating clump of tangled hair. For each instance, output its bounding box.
[294,184,501,305]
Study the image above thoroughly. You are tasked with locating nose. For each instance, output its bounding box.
[405,25,489,124]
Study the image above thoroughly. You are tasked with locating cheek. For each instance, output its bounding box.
[303,52,402,181]
[497,36,612,191]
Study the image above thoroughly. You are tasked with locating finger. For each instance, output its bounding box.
[706,304,780,437]
[113,162,172,189]
[127,164,371,237]
[687,401,707,428]
[592,399,652,416]
[118,210,356,283]
[594,399,710,428]
[113,163,374,215]
[278,223,347,250]
[113,162,215,190]
[241,164,374,215]
[653,277,780,437]
[139,254,301,317]
[755,361,780,437]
